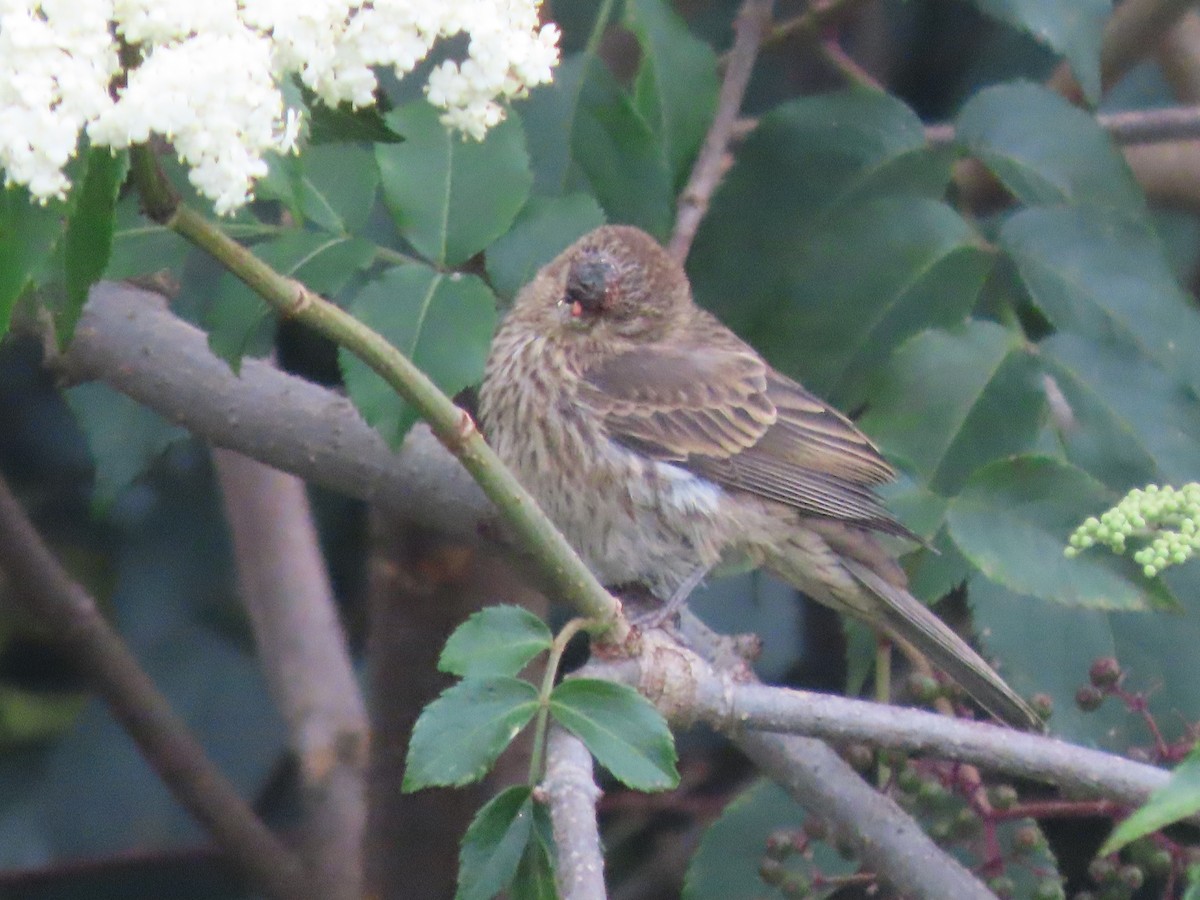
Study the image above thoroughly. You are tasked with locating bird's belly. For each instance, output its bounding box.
[508,429,730,598]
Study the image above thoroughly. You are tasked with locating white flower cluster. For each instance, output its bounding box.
[0,0,559,214]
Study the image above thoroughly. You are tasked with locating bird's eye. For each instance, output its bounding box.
[563,256,613,318]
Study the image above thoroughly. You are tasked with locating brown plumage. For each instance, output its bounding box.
[480,225,1041,730]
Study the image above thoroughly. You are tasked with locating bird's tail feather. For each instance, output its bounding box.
[843,561,1044,731]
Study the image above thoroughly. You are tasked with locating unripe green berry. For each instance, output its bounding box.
[758,857,785,885]
[1032,879,1066,900]
[988,875,1015,898]
[780,872,812,899]
[1076,685,1105,712]
[1088,857,1117,884]
[1146,848,1173,877]
[1089,657,1122,689]
[989,784,1019,809]
[765,830,795,861]
[1117,865,1144,890]
[1011,824,1043,854]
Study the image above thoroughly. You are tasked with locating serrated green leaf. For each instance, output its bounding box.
[456,786,536,900]
[970,0,1110,103]
[1041,333,1200,489]
[259,144,380,234]
[626,0,719,189]
[974,573,1200,745]
[105,193,189,281]
[956,81,1141,211]
[485,194,605,300]
[510,812,557,900]
[207,231,377,368]
[440,606,552,678]
[1101,744,1200,855]
[65,381,188,508]
[0,186,67,337]
[378,101,531,266]
[61,148,127,342]
[688,89,950,343]
[1001,206,1200,397]
[859,320,1046,494]
[306,98,403,145]
[519,54,674,238]
[947,455,1175,610]
[339,262,497,446]
[404,677,539,791]
[548,678,677,791]
[741,197,990,400]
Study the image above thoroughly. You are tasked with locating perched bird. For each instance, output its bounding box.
[480,224,1040,730]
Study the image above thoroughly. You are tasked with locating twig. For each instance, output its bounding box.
[213,450,368,900]
[542,727,606,900]
[669,0,774,264]
[127,145,626,642]
[757,0,872,55]
[0,474,312,900]
[926,103,1200,147]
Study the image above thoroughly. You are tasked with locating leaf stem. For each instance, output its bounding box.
[528,618,593,784]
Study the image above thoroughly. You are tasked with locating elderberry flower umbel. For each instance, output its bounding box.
[0,0,560,214]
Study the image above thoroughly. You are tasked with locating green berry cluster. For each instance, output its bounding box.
[1065,484,1200,578]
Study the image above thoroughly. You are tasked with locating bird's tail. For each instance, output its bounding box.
[842,561,1044,731]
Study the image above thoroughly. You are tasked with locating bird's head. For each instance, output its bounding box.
[510,225,692,346]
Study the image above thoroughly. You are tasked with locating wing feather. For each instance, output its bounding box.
[578,324,906,535]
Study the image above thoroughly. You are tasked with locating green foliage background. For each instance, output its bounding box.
[2,0,1199,896]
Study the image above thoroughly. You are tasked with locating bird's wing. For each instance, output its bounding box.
[578,332,905,533]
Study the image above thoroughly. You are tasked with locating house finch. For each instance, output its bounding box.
[480,225,1040,730]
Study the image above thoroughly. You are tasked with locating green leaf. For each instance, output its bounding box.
[440,606,553,678]
[969,0,1110,103]
[60,148,127,342]
[548,678,678,791]
[688,89,950,343]
[625,0,719,189]
[404,677,539,791]
[685,780,857,900]
[947,455,1176,610]
[956,81,1141,211]
[974,574,1200,745]
[456,786,537,900]
[1187,866,1200,900]
[259,144,380,234]
[485,194,605,300]
[859,320,1046,494]
[1102,744,1200,855]
[339,262,497,446]
[1001,206,1200,397]
[0,186,67,337]
[65,381,188,508]
[105,192,189,281]
[208,231,377,368]
[378,101,532,266]
[510,829,558,900]
[1040,333,1200,489]
[519,54,674,237]
[306,98,403,145]
[737,197,991,400]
